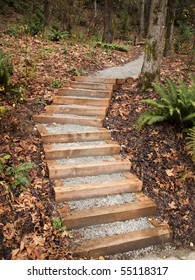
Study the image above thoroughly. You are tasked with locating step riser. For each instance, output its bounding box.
[33,115,103,127]
[52,96,109,107]
[48,161,131,179]
[74,227,172,258]
[54,179,142,202]
[58,88,112,98]
[60,201,157,229]
[45,106,106,116]
[40,131,111,143]
[65,82,114,90]
[45,145,121,160]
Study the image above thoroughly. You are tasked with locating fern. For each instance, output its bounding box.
[186,126,195,163]
[137,77,195,129]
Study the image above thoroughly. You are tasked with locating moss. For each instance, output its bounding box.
[141,70,159,90]
[144,41,157,61]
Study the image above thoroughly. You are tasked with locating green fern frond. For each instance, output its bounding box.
[183,112,195,123]
[137,111,167,130]
[141,99,166,109]
[166,78,178,104]
[152,82,172,105]
[186,126,195,163]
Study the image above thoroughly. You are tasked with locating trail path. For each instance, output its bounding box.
[94,54,144,78]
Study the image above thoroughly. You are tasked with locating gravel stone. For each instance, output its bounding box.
[62,173,126,186]
[43,123,99,133]
[53,140,106,148]
[73,218,152,241]
[57,155,115,165]
[68,193,138,211]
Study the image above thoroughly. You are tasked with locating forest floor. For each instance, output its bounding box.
[0,29,195,259]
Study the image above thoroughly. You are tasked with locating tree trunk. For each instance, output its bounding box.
[140,0,145,36]
[94,0,97,18]
[164,0,178,57]
[140,0,168,89]
[44,0,51,29]
[102,0,114,44]
[61,0,73,33]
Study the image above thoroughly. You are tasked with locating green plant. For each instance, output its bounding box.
[137,77,195,130]
[67,67,88,76]
[47,29,70,42]
[0,49,14,89]
[95,41,128,52]
[175,21,195,53]
[0,154,35,194]
[52,217,73,238]
[50,80,63,88]
[0,106,9,116]
[186,126,195,163]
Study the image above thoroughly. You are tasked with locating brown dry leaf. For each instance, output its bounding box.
[165,169,175,177]
[168,201,177,209]
[3,222,16,240]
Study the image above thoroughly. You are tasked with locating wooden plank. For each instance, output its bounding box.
[48,160,131,179]
[60,199,157,229]
[73,226,172,257]
[36,124,49,135]
[41,130,111,143]
[52,96,110,106]
[54,177,142,202]
[65,81,114,90]
[45,144,121,160]
[57,88,112,98]
[73,76,116,84]
[45,105,107,116]
[33,114,103,127]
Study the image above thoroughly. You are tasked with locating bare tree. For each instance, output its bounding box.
[140,0,168,89]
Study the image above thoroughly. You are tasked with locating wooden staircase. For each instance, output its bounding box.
[34,76,172,258]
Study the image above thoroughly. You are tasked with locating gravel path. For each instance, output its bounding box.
[93,54,144,78]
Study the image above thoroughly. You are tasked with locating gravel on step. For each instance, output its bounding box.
[57,155,115,165]
[51,114,97,119]
[73,217,153,241]
[68,192,138,211]
[62,173,127,186]
[55,104,101,108]
[53,140,106,148]
[43,123,100,133]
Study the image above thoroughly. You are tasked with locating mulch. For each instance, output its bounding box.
[106,75,195,248]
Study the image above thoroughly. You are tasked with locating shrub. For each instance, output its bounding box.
[0,154,35,195]
[47,29,70,42]
[137,77,195,129]
[0,49,13,89]
[95,41,128,52]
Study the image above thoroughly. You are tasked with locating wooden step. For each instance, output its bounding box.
[33,114,103,127]
[48,160,131,179]
[57,88,112,98]
[74,76,116,84]
[52,96,110,106]
[45,105,107,116]
[59,198,156,229]
[54,176,142,202]
[37,128,111,143]
[44,144,121,160]
[73,225,172,257]
[65,81,114,91]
